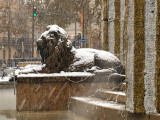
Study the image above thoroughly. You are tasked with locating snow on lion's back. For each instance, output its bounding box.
[75,48,120,63]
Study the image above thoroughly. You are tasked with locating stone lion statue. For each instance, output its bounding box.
[36,25,125,76]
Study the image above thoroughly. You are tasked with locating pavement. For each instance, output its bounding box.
[0,89,16,110]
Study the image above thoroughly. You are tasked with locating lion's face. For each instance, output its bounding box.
[36,31,58,49]
[36,31,59,63]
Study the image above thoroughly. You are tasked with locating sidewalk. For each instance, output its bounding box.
[0,89,16,110]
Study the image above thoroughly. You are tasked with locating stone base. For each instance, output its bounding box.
[16,75,120,111]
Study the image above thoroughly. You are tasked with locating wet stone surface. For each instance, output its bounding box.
[0,89,16,110]
[0,88,90,120]
[0,110,90,120]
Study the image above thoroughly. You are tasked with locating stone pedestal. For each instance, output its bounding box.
[16,74,121,111]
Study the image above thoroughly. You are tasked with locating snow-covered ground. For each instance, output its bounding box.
[0,77,12,82]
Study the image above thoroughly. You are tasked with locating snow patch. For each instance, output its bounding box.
[76,48,119,62]
[18,72,95,78]
[73,49,95,66]
[96,89,126,96]
[0,77,12,82]
[16,64,45,75]
[72,97,125,110]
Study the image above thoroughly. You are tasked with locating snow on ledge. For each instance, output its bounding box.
[16,64,45,75]
[72,97,125,110]
[96,89,126,96]
[18,72,95,78]
[0,77,12,82]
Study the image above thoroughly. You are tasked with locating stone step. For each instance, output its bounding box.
[69,97,160,120]
[94,89,126,104]
[69,96,125,120]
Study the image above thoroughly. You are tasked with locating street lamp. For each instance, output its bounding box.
[32,6,36,57]
[33,7,37,17]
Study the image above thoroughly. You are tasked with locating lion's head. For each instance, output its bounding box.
[36,25,74,73]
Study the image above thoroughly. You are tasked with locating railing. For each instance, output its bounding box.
[0,37,35,45]
[6,57,41,67]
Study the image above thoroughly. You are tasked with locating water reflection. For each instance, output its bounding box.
[0,89,89,120]
[0,110,16,120]
[17,111,89,120]
[0,110,89,120]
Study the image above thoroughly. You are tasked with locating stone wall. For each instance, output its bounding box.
[108,0,115,54]
[126,0,134,113]
[102,0,109,51]
[144,0,157,113]
[102,0,160,114]
[120,0,125,63]
[114,0,120,59]
[156,0,160,113]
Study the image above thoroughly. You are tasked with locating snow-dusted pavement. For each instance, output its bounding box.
[0,89,16,110]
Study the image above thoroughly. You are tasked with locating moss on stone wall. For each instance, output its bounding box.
[134,0,145,113]
[114,0,120,59]
[156,0,160,113]
[103,0,108,51]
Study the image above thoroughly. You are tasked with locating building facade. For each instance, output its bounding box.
[0,0,42,65]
